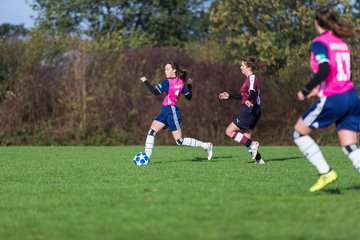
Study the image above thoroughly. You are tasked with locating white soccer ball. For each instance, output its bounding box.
[133,152,150,166]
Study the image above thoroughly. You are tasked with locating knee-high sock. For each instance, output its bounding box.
[342,144,360,172]
[145,129,156,157]
[294,135,330,174]
[232,132,252,147]
[178,137,207,149]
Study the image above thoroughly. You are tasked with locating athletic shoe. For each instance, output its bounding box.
[249,141,259,160]
[205,143,213,160]
[254,159,265,164]
[310,170,338,192]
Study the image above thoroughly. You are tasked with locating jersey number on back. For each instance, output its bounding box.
[336,52,351,81]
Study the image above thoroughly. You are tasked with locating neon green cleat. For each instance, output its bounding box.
[309,170,337,192]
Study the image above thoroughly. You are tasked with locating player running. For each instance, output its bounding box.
[140,62,213,161]
[219,57,266,164]
[293,6,360,192]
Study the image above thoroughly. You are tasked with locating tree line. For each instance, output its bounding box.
[0,0,359,145]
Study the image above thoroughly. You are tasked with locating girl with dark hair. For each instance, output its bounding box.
[219,57,266,164]
[293,6,359,192]
[140,62,213,161]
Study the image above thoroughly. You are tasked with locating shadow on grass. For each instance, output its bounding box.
[152,156,233,164]
[321,185,360,194]
[191,156,233,162]
[264,156,303,162]
[343,185,360,191]
[323,189,342,194]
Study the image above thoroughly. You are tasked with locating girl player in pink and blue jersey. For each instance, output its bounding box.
[140,62,213,161]
[219,57,266,164]
[293,6,360,192]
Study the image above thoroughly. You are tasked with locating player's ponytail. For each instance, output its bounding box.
[178,70,188,82]
[168,62,188,82]
[255,60,266,73]
[315,6,357,39]
[240,57,267,73]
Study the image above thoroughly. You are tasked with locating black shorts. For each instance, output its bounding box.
[233,105,261,130]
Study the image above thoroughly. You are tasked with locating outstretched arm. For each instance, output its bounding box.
[219,92,242,100]
[229,93,243,100]
[140,76,160,96]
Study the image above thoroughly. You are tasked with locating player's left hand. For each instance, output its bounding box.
[140,76,147,82]
[245,100,253,107]
[187,78,193,84]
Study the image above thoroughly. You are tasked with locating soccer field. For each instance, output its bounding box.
[0,146,359,240]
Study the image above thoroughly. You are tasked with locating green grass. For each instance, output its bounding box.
[0,146,360,240]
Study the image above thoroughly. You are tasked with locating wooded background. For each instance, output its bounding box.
[0,0,359,145]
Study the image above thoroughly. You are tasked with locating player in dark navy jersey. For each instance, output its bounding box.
[140,62,213,161]
[293,6,360,192]
[219,57,266,164]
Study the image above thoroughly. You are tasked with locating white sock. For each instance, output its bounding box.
[294,135,330,174]
[342,145,360,172]
[182,138,207,149]
[348,151,360,172]
[144,129,156,157]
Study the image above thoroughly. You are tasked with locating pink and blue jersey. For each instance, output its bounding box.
[310,31,353,97]
[155,77,190,106]
[303,31,360,131]
[152,77,190,131]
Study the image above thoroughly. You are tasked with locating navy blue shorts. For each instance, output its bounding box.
[233,105,261,130]
[154,105,182,131]
[302,88,360,131]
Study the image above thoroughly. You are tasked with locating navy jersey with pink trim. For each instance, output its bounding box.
[240,74,260,105]
[155,77,190,106]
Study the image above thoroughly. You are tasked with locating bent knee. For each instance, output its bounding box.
[292,130,304,140]
[225,129,235,138]
[291,129,308,140]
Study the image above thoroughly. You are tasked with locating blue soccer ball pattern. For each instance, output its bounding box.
[133,152,150,166]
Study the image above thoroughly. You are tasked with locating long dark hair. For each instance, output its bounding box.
[315,6,357,39]
[167,62,188,82]
[240,57,266,73]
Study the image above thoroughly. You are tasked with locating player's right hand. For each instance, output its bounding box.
[297,91,305,101]
[140,76,147,82]
[306,85,320,99]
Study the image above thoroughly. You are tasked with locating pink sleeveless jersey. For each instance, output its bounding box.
[310,32,353,97]
[159,77,186,106]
